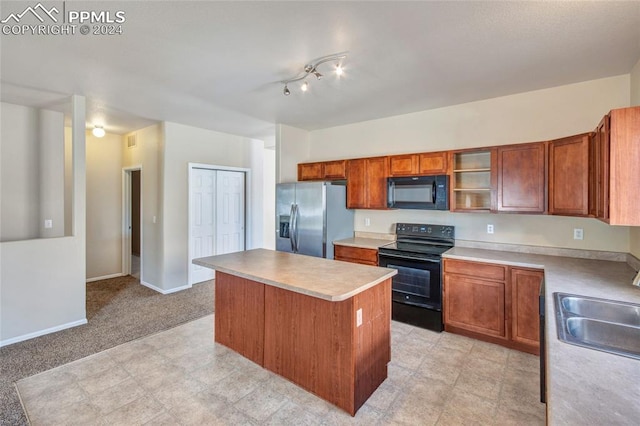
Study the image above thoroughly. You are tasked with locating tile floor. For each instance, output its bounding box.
[16,315,546,425]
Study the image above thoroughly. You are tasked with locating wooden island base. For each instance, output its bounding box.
[214,271,392,416]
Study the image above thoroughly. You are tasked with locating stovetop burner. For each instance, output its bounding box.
[379,223,455,258]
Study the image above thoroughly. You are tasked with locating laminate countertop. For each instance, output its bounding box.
[193,248,397,302]
[333,237,395,250]
[443,247,640,425]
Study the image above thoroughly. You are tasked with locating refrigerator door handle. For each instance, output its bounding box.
[288,204,296,252]
[292,204,300,252]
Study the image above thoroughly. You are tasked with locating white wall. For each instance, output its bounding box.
[1,103,65,241]
[160,122,264,291]
[276,124,310,183]
[1,95,87,346]
[263,147,276,249]
[122,124,163,288]
[307,75,632,252]
[629,58,640,259]
[86,131,123,280]
[39,109,66,239]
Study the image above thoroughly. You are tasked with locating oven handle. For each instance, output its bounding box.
[378,253,441,263]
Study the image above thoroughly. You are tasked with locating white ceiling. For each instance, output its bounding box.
[1,1,639,140]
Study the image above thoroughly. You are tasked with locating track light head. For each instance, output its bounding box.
[281,53,347,96]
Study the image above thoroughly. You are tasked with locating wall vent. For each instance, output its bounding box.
[127,134,137,149]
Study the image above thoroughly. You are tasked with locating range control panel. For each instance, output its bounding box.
[395,223,455,239]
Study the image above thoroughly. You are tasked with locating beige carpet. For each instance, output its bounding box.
[0,276,214,425]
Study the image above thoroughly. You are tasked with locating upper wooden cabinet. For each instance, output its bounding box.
[419,151,449,175]
[592,115,610,220]
[388,154,419,176]
[346,157,389,209]
[388,151,449,176]
[548,134,590,216]
[451,148,496,212]
[497,142,547,213]
[298,160,346,181]
[602,107,640,225]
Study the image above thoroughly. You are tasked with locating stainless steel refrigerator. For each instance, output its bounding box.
[276,182,354,259]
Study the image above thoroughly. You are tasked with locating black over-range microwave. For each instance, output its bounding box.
[387,175,449,210]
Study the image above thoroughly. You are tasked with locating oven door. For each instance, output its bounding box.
[378,253,442,310]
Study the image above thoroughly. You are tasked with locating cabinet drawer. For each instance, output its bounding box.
[334,245,378,266]
[444,259,506,281]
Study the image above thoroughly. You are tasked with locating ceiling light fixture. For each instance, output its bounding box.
[92,125,105,138]
[281,53,347,95]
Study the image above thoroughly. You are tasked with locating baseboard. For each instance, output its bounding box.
[86,273,125,283]
[140,280,191,295]
[0,318,88,348]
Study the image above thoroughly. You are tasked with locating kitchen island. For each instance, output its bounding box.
[193,248,397,416]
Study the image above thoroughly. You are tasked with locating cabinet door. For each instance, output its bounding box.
[511,268,543,354]
[366,157,389,209]
[548,134,590,216]
[298,163,323,181]
[595,115,610,221]
[346,159,367,209]
[608,107,640,225]
[419,151,448,175]
[443,274,507,339]
[323,160,347,179]
[389,154,418,176]
[497,143,546,213]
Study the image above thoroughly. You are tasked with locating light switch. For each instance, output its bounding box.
[44,219,53,229]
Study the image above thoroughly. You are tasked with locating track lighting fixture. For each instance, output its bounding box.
[281,53,347,95]
[92,125,105,138]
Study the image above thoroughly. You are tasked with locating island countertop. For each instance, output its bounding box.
[193,248,397,302]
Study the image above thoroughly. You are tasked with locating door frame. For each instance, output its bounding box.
[187,163,251,286]
[122,165,142,279]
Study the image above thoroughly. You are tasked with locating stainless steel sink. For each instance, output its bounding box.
[561,296,640,327]
[555,293,640,360]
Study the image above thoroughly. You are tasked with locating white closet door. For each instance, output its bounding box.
[190,168,215,284]
[215,170,245,255]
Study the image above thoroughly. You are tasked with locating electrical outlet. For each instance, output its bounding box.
[356,308,363,327]
[573,228,584,240]
[44,219,53,229]
[364,217,370,227]
[487,224,494,234]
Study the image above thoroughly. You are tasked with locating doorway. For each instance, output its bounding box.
[188,165,247,285]
[122,166,142,280]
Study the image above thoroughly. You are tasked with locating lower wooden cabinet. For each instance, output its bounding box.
[443,258,543,355]
[511,268,544,351]
[334,245,378,266]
